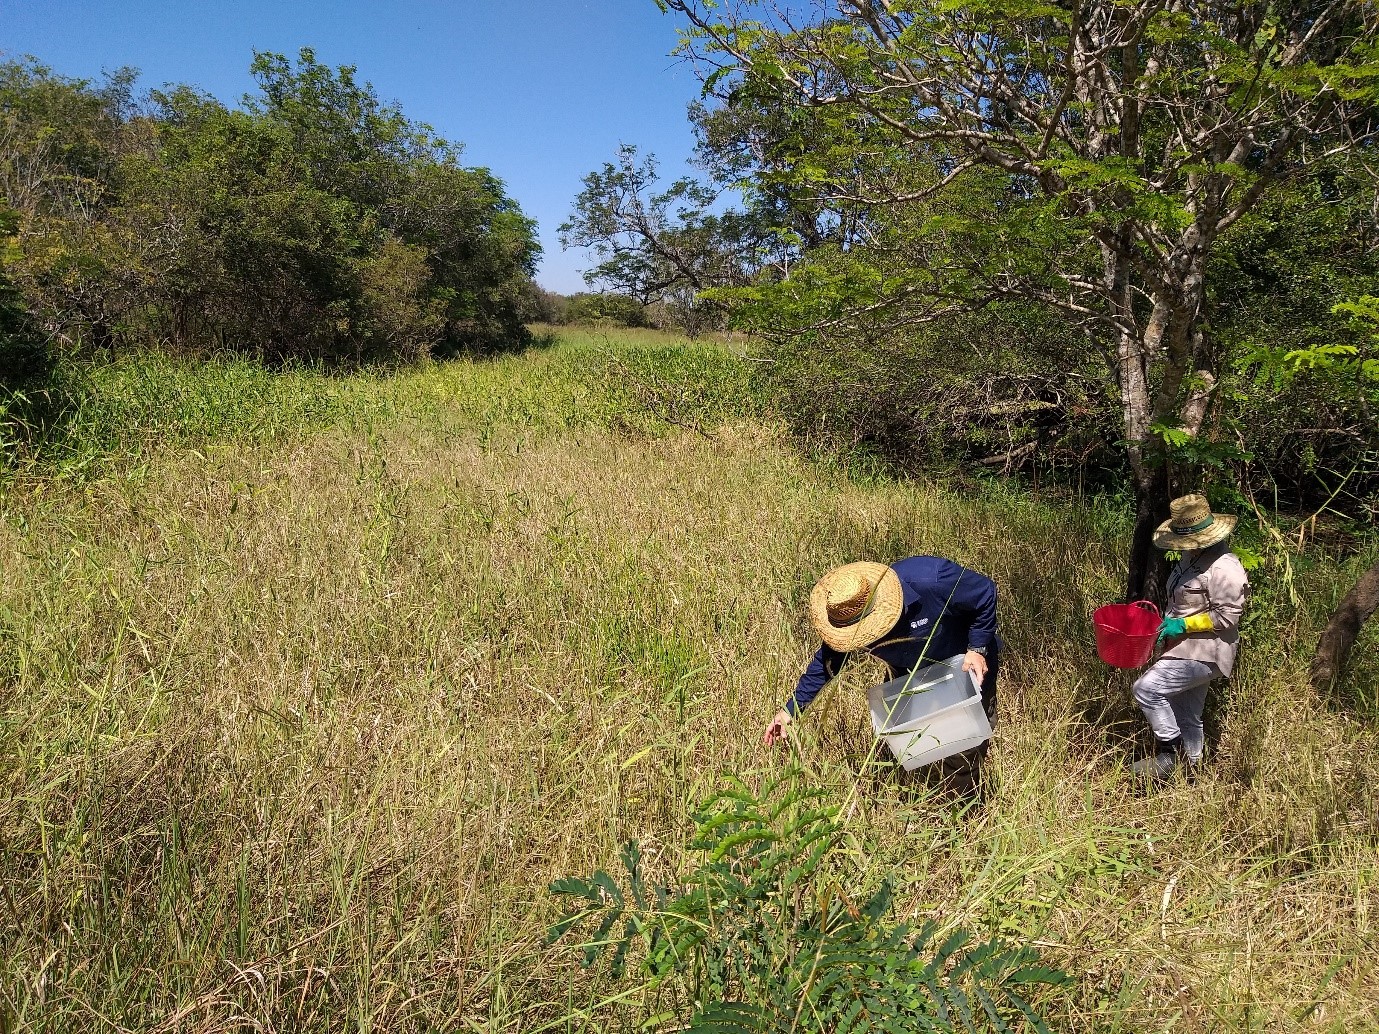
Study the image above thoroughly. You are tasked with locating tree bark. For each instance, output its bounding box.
[1311,556,1379,694]
[1126,462,1170,605]
[1098,242,1172,605]
[1180,368,1216,437]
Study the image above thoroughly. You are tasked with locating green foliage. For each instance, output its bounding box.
[0,207,35,374]
[753,299,1113,481]
[561,144,772,335]
[1227,286,1379,520]
[1149,422,1252,471]
[660,0,1379,549]
[0,50,539,366]
[1251,297,1379,386]
[1184,165,1379,513]
[565,291,650,328]
[598,336,763,437]
[515,282,572,324]
[0,204,61,459]
[1247,341,1379,385]
[549,773,1068,1032]
[1,325,761,476]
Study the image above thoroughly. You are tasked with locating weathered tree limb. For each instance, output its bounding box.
[1311,557,1379,694]
[977,441,1038,469]
[1180,369,1216,437]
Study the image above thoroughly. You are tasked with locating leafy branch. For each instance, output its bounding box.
[548,772,1068,1032]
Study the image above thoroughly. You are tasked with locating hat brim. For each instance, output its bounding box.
[1153,513,1237,551]
[809,562,904,652]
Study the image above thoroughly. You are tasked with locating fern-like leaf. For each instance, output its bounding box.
[547,774,1069,1031]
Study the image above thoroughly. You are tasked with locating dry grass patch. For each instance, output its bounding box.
[1,331,1376,1031]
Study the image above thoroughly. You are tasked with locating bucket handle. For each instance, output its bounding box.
[1129,599,1160,619]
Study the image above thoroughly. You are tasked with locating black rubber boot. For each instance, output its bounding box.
[1132,736,1183,781]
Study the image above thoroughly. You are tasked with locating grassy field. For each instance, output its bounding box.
[2,326,1377,1032]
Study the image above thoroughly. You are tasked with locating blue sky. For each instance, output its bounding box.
[1,0,707,293]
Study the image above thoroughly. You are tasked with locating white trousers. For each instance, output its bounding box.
[1132,658,1216,760]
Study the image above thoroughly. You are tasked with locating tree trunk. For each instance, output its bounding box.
[1121,281,1210,606]
[1126,462,1170,605]
[1116,292,1169,605]
[1311,556,1379,694]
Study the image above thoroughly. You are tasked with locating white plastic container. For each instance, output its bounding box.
[866,653,992,771]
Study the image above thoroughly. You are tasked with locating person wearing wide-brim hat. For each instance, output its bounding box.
[1131,493,1250,781]
[762,556,1000,778]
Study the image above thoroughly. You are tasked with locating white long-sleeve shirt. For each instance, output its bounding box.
[1160,543,1250,677]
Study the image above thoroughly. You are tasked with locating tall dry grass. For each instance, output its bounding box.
[1,327,1376,1032]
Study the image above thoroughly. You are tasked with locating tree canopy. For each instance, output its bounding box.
[560,144,776,335]
[658,0,1379,595]
[0,49,539,366]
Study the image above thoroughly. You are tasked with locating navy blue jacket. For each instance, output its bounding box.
[785,556,999,715]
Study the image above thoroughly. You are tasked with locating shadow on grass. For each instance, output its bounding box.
[430,323,560,362]
[1,328,79,472]
[1068,665,1152,766]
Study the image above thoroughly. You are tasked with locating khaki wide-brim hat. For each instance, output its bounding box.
[1153,493,1238,551]
[808,561,904,652]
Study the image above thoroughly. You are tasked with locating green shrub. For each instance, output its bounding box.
[550,773,1068,1032]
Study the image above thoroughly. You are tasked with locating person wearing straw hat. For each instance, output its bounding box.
[1131,493,1250,781]
[762,557,1000,776]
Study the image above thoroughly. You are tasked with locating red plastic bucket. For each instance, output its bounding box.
[1093,600,1161,668]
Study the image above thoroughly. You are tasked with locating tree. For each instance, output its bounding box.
[560,144,766,336]
[0,202,67,461]
[514,281,571,324]
[0,206,42,385]
[1214,157,1379,513]
[0,59,140,352]
[0,58,134,221]
[662,0,1379,598]
[241,48,541,355]
[393,159,539,355]
[565,291,649,327]
[0,51,539,363]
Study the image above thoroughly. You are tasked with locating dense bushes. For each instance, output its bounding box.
[0,50,539,365]
[714,141,1379,522]
[0,205,59,453]
[758,302,1110,478]
[755,303,1379,524]
[0,209,37,375]
[518,289,652,329]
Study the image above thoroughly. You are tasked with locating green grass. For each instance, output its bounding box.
[1,326,1376,1032]
[1,325,758,479]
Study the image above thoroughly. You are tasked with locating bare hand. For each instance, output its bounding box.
[961,650,988,684]
[762,708,793,747]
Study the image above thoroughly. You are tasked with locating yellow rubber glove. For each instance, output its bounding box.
[1183,612,1214,633]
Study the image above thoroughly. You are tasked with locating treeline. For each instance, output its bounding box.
[0,48,538,383]
[520,284,694,331]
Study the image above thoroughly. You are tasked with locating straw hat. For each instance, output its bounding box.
[808,561,904,652]
[1153,493,1238,551]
